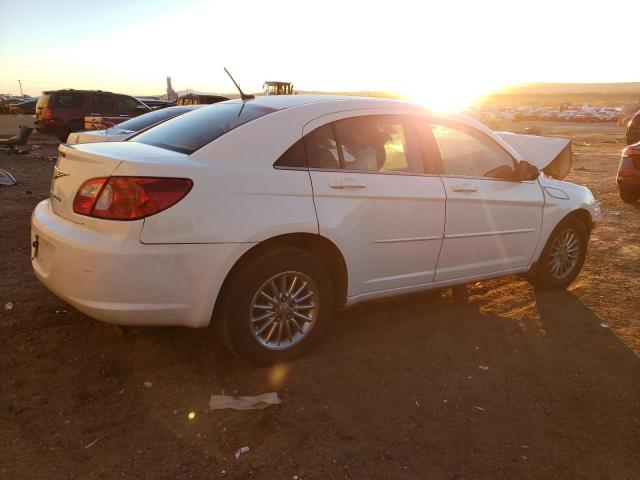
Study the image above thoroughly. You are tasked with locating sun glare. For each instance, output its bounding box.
[401,77,507,112]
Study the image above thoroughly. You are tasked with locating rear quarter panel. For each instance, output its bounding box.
[137,107,329,244]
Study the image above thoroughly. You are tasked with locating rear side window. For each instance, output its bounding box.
[53,93,85,108]
[274,123,340,169]
[274,115,423,174]
[90,94,115,113]
[306,123,340,169]
[334,116,421,173]
[131,102,276,154]
[274,139,307,168]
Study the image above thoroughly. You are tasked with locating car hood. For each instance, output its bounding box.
[496,132,572,179]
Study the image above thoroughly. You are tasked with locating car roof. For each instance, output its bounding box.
[42,89,132,96]
[226,94,418,111]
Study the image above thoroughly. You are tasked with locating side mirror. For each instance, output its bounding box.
[519,161,540,181]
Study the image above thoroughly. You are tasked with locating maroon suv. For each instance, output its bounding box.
[617,142,640,203]
[35,89,151,141]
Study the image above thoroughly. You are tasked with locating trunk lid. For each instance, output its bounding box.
[50,142,187,223]
[496,132,572,179]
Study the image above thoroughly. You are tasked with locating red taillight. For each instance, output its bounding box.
[42,106,54,122]
[73,178,107,215]
[73,177,193,220]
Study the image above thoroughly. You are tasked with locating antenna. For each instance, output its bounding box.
[224,67,254,101]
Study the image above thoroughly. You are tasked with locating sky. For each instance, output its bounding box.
[1,0,639,109]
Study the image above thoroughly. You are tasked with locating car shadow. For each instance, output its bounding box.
[21,278,638,478]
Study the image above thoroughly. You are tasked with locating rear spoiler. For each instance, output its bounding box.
[496,132,572,180]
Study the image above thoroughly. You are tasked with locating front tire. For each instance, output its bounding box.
[528,217,589,290]
[217,247,334,364]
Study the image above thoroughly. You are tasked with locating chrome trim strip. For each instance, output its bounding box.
[445,228,535,239]
[372,236,441,243]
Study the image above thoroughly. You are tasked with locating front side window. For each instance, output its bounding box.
[431,124,516,180]
[131,102,276,154]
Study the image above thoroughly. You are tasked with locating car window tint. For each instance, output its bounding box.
[90,94,114,113]
[431,125,516,180]
[115,107,189,132]
[54,93,85,108]
[117,96,141,115]
[305,123,340,169]
[274,138,307,168]
[333,116,421,173]
[130,102,276,154]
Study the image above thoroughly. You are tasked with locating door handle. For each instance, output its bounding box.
[329,179,367,189]
[451,184,477,193]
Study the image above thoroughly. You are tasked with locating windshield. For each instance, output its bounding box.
[112,106,194,133]
[130,102,277,154]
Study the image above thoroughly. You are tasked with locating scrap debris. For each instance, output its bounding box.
[209,392,281,411]
[0,169,16,187]
[235,446,250,459]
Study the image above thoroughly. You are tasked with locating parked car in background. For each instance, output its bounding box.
[573,110,599,122]
[0,95,30,113]
[35,89,151,141]
[176,94,229,105]
[67,105,202,144]
[557,110,578,121]
[136,97,174,110]
[32,96,601,364]
[538,111,559,121]
[617,142,640,203]
[626,111,640,146]
[9,97,38,115]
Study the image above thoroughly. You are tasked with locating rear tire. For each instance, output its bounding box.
[527,217,588,290]
[619,187,640,204]
[216,247,334,364]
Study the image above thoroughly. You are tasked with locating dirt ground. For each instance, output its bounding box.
[1,120,638,480]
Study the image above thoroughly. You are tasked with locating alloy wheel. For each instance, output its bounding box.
[547,228,580,279]
[249,271,319,350]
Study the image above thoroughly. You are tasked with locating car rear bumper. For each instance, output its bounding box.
[617,156,640,188]
[34,121,64,136]
[31,200,251,328]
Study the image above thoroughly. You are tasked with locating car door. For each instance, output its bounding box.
[421,120,544,282]
[301,112,446,298]
[89,93,116,117]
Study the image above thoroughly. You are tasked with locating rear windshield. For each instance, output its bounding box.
[130,102,276,154]
[113,106,194,133]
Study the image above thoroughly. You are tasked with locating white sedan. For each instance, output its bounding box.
[31,96,601,363]
[66,105,202,144]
